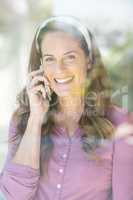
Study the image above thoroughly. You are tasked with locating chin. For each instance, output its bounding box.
[54,89,72,97]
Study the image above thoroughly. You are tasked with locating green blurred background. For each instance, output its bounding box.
[0,0,133,170]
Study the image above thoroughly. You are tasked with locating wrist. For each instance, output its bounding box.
[29,114,44,126]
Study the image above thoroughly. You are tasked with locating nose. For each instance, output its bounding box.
[54,59,66,73]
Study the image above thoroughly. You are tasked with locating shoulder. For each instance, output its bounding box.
[112,121,133,199]
[105,104,133,157]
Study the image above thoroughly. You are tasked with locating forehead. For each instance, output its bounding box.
[41,31,81,52]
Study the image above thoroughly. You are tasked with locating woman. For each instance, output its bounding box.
[0,15,133,200]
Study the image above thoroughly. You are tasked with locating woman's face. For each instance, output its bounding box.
[41,31,90,97]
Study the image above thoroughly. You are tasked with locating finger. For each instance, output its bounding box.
[45,84,52,101]
[32,84,47,99]
[28,67,44,79]
[42,75,52,100]
[28,68,50,86]
[43,76,50,86]
[27,76,52,99]
[30,76,48,88]
[29,66,50,85]
[42,75,50,86]
[44,85,51,101]
[42,70,51,83]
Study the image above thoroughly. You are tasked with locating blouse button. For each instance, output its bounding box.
[57,184,61,189]
[62,153,67,159]
[59,168,63,173]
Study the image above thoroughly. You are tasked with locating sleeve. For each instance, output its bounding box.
[112,130,133,199]
[0,118,40,200]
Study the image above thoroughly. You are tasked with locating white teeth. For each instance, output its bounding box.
[55,76,73,83]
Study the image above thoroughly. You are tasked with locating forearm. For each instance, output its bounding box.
[12,114,42,169]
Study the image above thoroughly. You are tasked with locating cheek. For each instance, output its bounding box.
[74,67,87,83]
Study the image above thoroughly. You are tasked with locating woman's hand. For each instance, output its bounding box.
[26,67,52,123]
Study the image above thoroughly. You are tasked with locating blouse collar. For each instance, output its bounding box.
[52,125,84,139]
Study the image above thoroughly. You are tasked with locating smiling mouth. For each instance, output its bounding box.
[54,76,74,84]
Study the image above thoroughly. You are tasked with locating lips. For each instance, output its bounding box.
[54,76,74,84]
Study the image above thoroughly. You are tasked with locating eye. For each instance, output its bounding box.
[68,55,76,60]
[64,54,76,62]
[44,57,55,62]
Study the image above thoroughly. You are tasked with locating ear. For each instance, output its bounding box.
[88,63,91,70]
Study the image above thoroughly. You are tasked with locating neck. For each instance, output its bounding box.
[58,94,84,116]
[54,87,86,136]
[54,94,84,135]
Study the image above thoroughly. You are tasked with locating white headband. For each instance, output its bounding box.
[35,15,92,59]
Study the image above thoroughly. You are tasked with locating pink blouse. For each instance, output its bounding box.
[0,106,133,200]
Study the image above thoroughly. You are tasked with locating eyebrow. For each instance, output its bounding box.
[42,50,79,58]
[64,51,79,55]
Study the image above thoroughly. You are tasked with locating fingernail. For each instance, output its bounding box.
[44,78,49,85]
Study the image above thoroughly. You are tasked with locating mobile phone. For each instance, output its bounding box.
[39,65,52,102]
[44,84,52,102]
[37,79,51,102]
